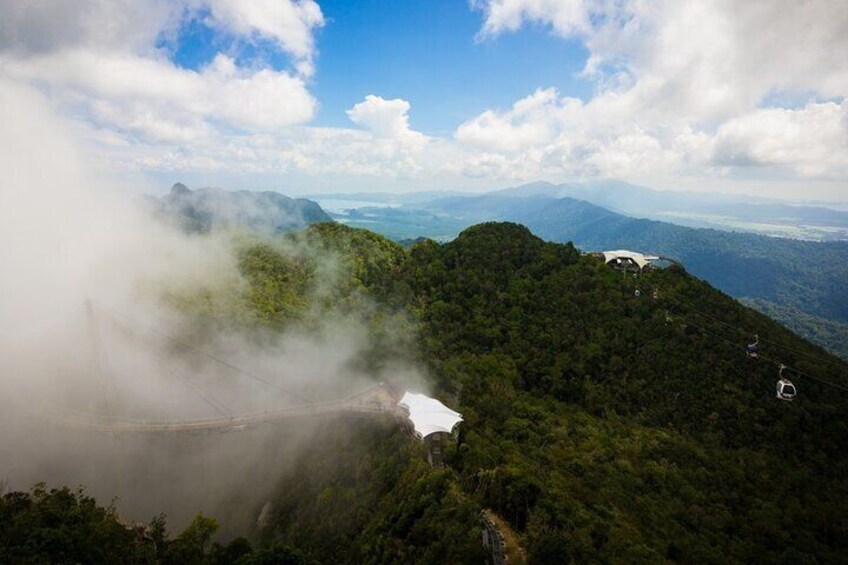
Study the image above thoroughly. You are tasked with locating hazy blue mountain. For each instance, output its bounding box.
[314,179,848,240]
[331,206,469,242]
[495,180,848,240]
[156,183,331,233]
[306,190,474,205]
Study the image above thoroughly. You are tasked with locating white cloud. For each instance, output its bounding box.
[0,0,845,197]
[0,0,179,54]
[454,87,688,178]
[711,101,848,177]
[0,0,325,74]
[464,0,848,186]
[1,51,316,143]
[93,121,439,182]
[455,88,559,152]
[0,0,322,146]
[475,0,848,120]
[346,95,426,144]
[473,0,591,39]
[204,0,325,77]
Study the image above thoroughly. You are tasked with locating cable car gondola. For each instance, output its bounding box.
[746,334,759,359]
[776,364,797,401]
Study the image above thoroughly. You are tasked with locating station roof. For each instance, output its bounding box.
[398,392,463,439]
[601,250,659,270]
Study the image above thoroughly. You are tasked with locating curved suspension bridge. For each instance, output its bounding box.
[66,382,401,435]
[73,301,406,435]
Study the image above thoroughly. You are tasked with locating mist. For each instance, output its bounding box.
[0,77,425,534]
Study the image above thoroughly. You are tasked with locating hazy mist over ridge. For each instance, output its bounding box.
[0,78,427,531]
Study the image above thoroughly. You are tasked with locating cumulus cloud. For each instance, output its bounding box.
[464,0,848,185]
[0,0,322,146]
[347,95,426,144]
[455,88,559,152]
[474,0,848,113]
[1,51,316,143]
[0,0,179,54]
[0,0,324,72]
[204,0,325,77]
[0,2,444,185]
[454,87,691,178]
[1,0,845,195]
[474,0,592,39]
[711,101,848,177]
[103,124,437,181]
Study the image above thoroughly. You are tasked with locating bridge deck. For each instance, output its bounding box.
[66,385,400,434]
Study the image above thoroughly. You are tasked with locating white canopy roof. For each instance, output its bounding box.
[398,392,463,439]
[601,250,659,270]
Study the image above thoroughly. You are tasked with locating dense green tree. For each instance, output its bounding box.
[0,484,153,564]
[8,221,848,564]
[164,513,219,565]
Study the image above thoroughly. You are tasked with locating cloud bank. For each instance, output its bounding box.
[0,0,845,198]
[464,0,848,188]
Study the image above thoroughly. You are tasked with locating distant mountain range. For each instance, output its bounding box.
[314,180,848,241]
[153,183,330,234]
[494,180,848,241]
[317,185,848,359]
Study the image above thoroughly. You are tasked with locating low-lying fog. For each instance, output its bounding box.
[0,77,424,534]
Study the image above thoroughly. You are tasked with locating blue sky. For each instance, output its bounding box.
[311,0,592,134]
[1,0,846,200]
[167,1,593,135]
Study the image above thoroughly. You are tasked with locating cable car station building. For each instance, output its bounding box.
[398,392,463,467]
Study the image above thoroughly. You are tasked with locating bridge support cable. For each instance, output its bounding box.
[156,357,233,419]
[87,302,230,416]
[85,300,121,422]
[88,301,316,406]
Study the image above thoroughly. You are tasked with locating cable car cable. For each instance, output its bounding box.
[657,288,847,371]
[664,302,848,393]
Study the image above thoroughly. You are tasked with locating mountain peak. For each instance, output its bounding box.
[170,182,191,196]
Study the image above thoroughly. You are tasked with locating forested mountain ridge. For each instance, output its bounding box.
[205,222,848,563]
[403,222,848,563]
[412,194,848,358]
[5,222,848,563]
[264,224,848,563]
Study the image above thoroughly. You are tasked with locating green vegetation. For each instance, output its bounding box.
[402,222,848,562]
[249,222,848,563]
[742,298,848,361]
[504,197,848,327]
[335,194,848,359]
[0,484,306,564]
[8,221,848,563]
[262,420,486,564]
